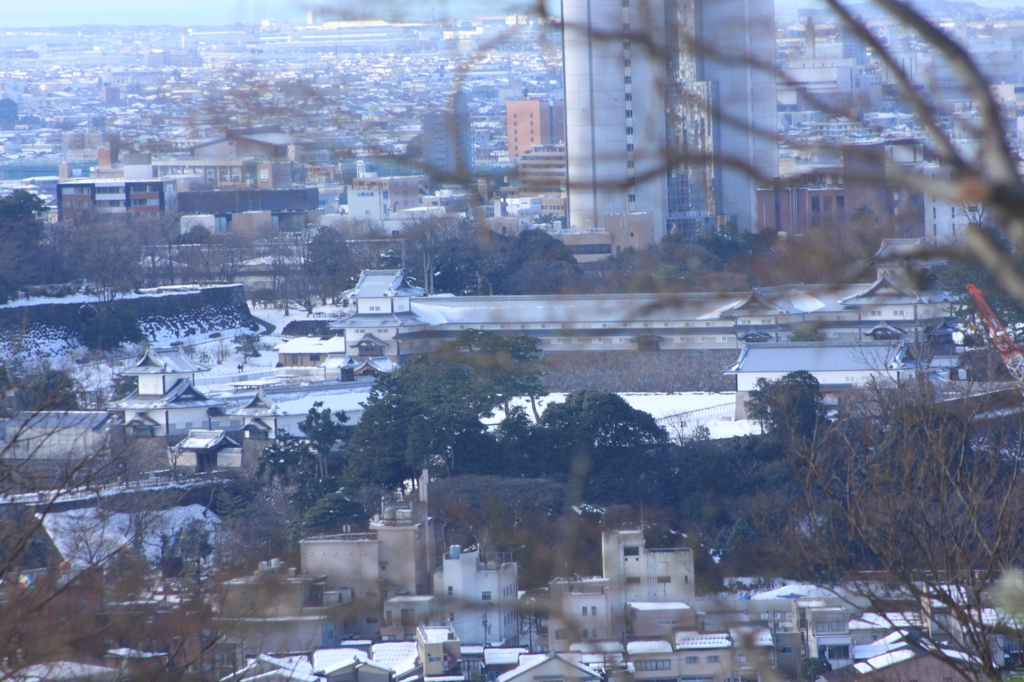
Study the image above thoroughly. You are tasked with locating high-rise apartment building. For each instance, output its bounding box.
[563,0,777,238]
[421,91,473,185]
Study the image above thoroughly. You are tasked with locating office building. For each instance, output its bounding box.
[507,98,565,158]
[563,0,778,238]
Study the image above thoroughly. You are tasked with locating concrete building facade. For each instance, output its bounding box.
[562,0,777,238]
[433,546,520,646]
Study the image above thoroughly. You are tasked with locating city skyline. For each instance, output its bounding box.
[0,0,531,27]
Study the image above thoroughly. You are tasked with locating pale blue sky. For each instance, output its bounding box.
[0,0,1017,27]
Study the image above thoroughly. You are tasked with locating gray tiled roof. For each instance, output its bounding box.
[346,269,425,298]
[3,411,112,432]
[726,342,907,373]
[121,347,210,375]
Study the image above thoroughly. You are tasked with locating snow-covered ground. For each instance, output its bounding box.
[485,392,760,440]
[0,284,238,310]
[55,299,761,441]
[40,504,221,567]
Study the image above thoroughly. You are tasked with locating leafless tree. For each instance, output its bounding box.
[769,377,1024,681]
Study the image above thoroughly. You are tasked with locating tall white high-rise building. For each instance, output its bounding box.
[563,0,778,238]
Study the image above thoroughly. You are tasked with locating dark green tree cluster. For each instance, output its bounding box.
[746,370,826,441]
[0,191,49,304]
[401,220,581,296]
[78,308,144,351]
[257,401,351,514]
[345,331,546,487]
[579,226,780,294]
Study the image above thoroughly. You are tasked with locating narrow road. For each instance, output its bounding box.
[250,313,276,335]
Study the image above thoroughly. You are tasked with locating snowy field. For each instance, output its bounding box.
[40,504,221,567]
[485,392,760,440]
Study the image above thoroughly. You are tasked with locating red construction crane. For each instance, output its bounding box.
[966,284,1024,392]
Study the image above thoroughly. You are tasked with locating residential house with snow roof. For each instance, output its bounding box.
[110,347,225,437]
[370,641,419,681]
[496,652,600,682]
[311,647,392,682]
[277,336,347,368]
[668,629,775,682]
[221,653,321,682]
[817,632,977,681]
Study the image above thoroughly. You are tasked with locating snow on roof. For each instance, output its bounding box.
[358,357,398,373]
[626,641,673,654]
[312,648,367,672]
[484,648,528,666]
[272,392,369,419]
[3,411,112,432]
[276,336,347,355]
[371,642,418,677]
[853,631,911,661]
[726,342,907,375]
[674,631,731,650]
[238,654,319,682]
[348,269,425,298]
[496,653,599,682]
[122,347,210,375]
[239,132,304,146]
[576,652,624,671]
[513,654,549,669]
[628,601,694,612]
[14,661,119,681]
[233,390,282,416]
[462,646,485,655]
[106,648,165,659]
[411,292,743,326]
[731,627,773,648]
[849,612,923,630]
[853,647,917,674]
[747,582,846,600]
[419,626,454,643]
[174,429,239,451]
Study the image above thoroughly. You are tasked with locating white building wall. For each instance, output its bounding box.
[437,548,519,645]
